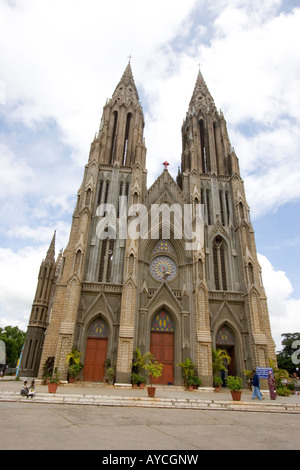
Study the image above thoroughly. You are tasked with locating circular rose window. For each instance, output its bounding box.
[149,256,177,282]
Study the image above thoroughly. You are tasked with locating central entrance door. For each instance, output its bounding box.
[150,310,175,385]
[84,338,108,382]
[84,317,109,382]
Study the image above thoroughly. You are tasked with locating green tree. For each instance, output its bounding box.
[0,326,26,366]
[277,332,300,375]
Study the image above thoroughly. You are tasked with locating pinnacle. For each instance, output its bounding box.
[45,231,56,263]
[112,61,140,101]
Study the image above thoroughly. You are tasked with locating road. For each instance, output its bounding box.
[0,401,299,451]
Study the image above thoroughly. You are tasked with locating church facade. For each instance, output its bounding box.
[19,63,276,386]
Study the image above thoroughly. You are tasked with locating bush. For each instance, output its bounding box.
[226,375,242,391]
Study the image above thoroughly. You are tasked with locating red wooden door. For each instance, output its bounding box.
[84,338,108,382]
[150,332,174,384]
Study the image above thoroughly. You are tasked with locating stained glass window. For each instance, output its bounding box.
[151,311,175,332]
[153,239,175,255]
[88,318,109,338]
[216,325,235,345]
[149,256,177,282]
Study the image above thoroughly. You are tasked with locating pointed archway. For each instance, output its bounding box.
[216,324,237,378]
[150,309,175,385]
[84,317,109,382]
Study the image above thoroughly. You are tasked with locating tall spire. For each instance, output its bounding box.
[45,231,56,264]
[112,61,140,104]
[189,67,217,116]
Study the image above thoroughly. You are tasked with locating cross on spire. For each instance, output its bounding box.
[163,161,169,170]
[128,54,133,63]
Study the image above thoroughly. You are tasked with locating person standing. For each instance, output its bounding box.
[267,370,276,400]
[251,370,264,400]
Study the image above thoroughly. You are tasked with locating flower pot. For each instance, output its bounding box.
[132,384,138,389]
[139,383,145,389]
[48,383,58,393]
[147,386,156,398]
[68,377,75,383]
[214,386,221,392]
[230,390,242,401]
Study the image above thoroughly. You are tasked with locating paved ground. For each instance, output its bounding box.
[1,379,300,451]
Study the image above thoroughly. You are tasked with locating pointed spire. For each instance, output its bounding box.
[45,231,56,264]
[112,61,140,103]
[189,66,217,115]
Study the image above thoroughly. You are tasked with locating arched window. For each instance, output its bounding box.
[248,262,254,285]
[213,236,227,291]
[85,188,92,207]
[110,111,118,164]
[199,120,207,173]
[219,190,225,226]
[206,189,212,225]
[239,202,244,221]
[97,180,104,206]
[123,113,132,165]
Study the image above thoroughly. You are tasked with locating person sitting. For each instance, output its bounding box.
[28,380,35,398]
[20,381,29,397]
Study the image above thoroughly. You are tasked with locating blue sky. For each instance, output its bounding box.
[0,0,299,351]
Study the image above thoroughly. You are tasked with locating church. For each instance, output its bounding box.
[19,62,277,386]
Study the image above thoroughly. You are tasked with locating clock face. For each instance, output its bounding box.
[149,256,177,282]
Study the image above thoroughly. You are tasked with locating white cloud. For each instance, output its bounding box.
[0,0,299,353]
[258,254,300,351]
[0,245,47,331]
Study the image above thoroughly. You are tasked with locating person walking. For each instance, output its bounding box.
[267,370,276,400]
[251,370,264,400]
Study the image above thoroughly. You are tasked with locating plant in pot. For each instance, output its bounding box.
[42,356,55,385]
[106,366,115,385]
[177,358,195,388]
[145,360,164,398]
[48,367,60,393]
[213,376,223,392]
[66,348,83,383]
[131,372,140,388]
[212,348,231,389]
[226,375,243,401]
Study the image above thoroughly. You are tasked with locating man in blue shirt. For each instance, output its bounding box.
[251,370,264,400]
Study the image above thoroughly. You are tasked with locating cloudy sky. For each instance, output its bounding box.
[0,0,299,351]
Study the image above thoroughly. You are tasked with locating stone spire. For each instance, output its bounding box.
[112,61,140,106]
[189,68,217,116]
[45,230,56,264]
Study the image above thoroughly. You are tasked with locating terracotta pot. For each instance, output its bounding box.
[230,390,242,401]
[48,383,58,393]
[147,386,156,398]
[68,377,75,383]
[214,387,221,392]
[139,383,145,389]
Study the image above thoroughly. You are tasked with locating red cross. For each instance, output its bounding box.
[163,161,169,170]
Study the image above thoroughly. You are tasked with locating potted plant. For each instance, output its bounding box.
[139,375,146,389]
[131,372,140,388]
[106,366,115,385]
[212,348,231,376]
[42,356,55,385]
[48,367,60,393]
[177,358,195,388]
[66,348,83,383]
[213,376,223,392]
[226,375,243,401]
[132,348,152,387]
[145,360,164,398]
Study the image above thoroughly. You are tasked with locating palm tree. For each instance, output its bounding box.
[212,348,231,385]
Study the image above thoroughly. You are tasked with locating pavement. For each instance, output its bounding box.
[1,377,300,414]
